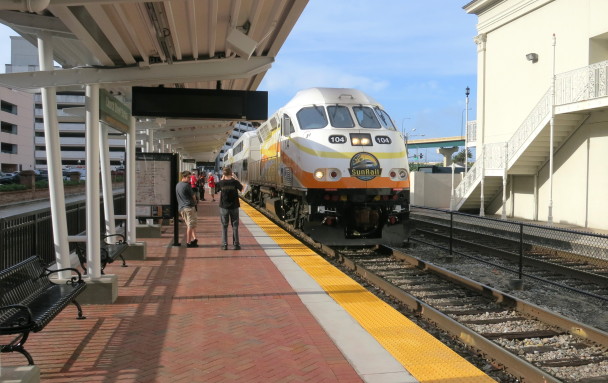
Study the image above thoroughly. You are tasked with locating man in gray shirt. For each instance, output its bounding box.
[176,170,198,247]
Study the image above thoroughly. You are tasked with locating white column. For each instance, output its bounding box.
[38,33,71,278]
[501,143,508,220]
[533,174,539,221]
[85,84,102,279]
[126,117,137,244]
[99,123,116,236]
[548,34,556,224]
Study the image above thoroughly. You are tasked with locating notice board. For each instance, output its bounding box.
[135,152,177,218]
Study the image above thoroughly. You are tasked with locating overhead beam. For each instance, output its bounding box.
[0,56,274,90]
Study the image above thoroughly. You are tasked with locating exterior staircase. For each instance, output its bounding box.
[454,60,608,212]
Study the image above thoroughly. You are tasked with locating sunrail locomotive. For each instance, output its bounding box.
[240,87,410,246]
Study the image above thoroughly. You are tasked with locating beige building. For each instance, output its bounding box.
[0,86,34,173]
[456,0,608,230]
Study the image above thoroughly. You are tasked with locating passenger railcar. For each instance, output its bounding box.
[245,87,410,245]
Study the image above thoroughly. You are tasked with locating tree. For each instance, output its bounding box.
[452,148,472,165]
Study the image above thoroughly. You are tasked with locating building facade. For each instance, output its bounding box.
[0,86,34,172]
[458,0,608,230]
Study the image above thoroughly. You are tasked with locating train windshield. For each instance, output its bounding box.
[297,106,328,130]
[374,107,397,130]
[353,106,381,129]
[327,105,355,128]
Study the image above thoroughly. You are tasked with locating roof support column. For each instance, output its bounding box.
[99,123,116,237]
[85,83,102,279]
[37,32,70,278]
[126,116,137,244]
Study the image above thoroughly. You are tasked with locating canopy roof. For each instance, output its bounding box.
[0,0,308,161]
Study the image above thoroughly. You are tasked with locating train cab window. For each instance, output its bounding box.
[282,114,295,136]
[353,106,381,129]
[297,106,328,130]
[375,108,397,130]
[327,105,355,128]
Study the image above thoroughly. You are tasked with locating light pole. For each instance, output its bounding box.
[465,86,470,173]
[401,117,411,137]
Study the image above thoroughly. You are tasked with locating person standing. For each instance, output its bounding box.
[216,167,243,250]
[197,172,206,201]
[189,171,199,204]
[176,170,199,248]
[207,172,216,201]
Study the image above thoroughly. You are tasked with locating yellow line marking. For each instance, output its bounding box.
[242,204,495,383]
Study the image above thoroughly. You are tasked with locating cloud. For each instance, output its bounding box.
[261,59,390,111]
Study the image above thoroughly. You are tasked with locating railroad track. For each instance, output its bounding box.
[409,215,608,302]
[243,200,608,382]
[338,246,608,383]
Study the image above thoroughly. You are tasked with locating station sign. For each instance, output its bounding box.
[100,89,131,133]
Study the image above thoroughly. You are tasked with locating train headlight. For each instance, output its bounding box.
[389,168,409,180]
[349,133,372,146]
[314,170,325,180]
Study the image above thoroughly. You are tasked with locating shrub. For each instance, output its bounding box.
[0,184,28,192]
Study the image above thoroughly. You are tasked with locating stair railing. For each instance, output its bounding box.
[455,59,608,210]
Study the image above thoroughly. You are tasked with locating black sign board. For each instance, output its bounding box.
[132,87,268,121]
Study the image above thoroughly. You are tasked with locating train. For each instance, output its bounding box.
[226,87,411,246]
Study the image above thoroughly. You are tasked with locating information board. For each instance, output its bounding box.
[135,152,176,218]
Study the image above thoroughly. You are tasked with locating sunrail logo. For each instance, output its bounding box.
[349,152,381,181]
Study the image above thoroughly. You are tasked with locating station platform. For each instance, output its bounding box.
[1,199,495,383]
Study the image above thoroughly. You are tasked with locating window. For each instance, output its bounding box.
[1,121,17,134]
[233,142,243,155]
[374,108,397,130]
[1,142,17,154]
[327,106,355,128]
[281,114,295,136]
[353,106,381,129]
[297,106,328,130]
[0,101,17,115]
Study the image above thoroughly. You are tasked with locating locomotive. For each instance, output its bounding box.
[229,87,410,246]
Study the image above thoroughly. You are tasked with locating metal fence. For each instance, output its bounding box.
[410,206,608,299]
[0,194,126,270]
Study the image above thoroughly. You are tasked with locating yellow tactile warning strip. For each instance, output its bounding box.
[241,204,495,383]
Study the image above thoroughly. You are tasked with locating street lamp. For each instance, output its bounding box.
[465,86,470,173]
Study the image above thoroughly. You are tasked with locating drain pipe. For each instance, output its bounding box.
[0,0,50,12]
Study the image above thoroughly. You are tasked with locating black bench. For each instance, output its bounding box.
[0,256,87,365]
[71,232,129,274]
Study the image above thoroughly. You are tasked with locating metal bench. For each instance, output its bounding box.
[0,256,87,365]
[71,232,129,274]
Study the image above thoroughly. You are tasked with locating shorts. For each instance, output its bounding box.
[180,207,197,228]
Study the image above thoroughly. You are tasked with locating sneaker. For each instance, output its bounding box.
[222,244,228,250]
[234,244,241,250]
[187,243,198,248]
[191,238,198,246]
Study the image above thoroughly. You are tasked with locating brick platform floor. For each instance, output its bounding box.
[1,200,362,382]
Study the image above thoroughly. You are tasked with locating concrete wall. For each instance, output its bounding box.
[411,172,462,209]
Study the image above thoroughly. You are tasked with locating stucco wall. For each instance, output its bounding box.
[469,0,608,231]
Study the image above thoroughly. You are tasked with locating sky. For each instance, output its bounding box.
[259,0,479,162]
[0,0,479,162]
